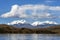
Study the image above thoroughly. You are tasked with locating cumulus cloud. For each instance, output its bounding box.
[0,4,60,18]
[1,5,19,18]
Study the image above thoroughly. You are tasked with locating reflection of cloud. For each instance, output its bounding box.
[0,4,60,19]
[7,34,26,40]
[32,34,38,40]
[8,34,17,40]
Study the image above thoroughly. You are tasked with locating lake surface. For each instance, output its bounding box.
[0,34,60,40]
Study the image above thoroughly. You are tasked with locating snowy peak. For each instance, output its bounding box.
[42,21,58,25]
[31,21,43,26]
[31,21,58,26]
[7,20,27,25]
[7,20,58,28]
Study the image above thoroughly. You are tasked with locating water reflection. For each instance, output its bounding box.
[0,34,60,40]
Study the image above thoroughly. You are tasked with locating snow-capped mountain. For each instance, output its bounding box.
[31,21,58,26]
[31,21,58,28]
[8,20,27,25]
[7,20,58,28]
[7,20,34,28]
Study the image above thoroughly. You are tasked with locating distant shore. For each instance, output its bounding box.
[0,24,60,34]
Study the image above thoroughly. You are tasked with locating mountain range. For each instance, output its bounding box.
[7,20,58,28]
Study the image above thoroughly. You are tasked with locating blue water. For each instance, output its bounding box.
[0,34,60,40]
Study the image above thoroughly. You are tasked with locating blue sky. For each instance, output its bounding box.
[0,0,60,24]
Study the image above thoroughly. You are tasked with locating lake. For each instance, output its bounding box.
[0,34,60,40]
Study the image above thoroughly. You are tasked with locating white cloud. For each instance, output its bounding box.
[0,4,60,18]
[49,6,60,10]
[32,13,52,18]
[1,5,27,18]
[7,20,26,25]
[1,5,19,18]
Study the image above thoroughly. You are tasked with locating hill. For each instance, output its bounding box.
[47,25,60,34]
[0,24,60,34]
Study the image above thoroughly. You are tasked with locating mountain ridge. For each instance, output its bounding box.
[7,20,58,28]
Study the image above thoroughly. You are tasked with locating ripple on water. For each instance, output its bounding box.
[0,34,60,40]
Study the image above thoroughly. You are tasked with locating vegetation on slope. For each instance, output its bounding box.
[0,24,60,34]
